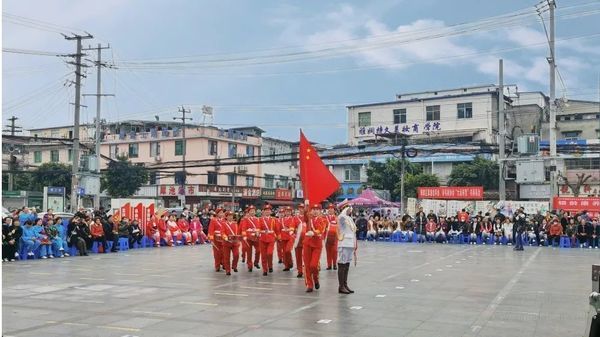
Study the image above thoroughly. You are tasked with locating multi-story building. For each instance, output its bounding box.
[347,84,511,146]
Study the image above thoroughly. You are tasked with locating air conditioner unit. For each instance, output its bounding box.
[237,165,248,174]
[517,134,540,155]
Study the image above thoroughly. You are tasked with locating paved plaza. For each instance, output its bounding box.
[2,242,598,337]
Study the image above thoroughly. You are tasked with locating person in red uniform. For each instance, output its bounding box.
[208,208,226,272]
[157,211,173,246]
[324,204,339,270]
[240,205,261,272]
[292,203,306,278]
[167,214,182,245]
[221,211,240,275]
[189,214,207,244]
[259,204,278,276]
[303,203,327,292]
[145,213,161,247]
[177,215,192,245]
[280,206,295,271]
[275,208,285,265]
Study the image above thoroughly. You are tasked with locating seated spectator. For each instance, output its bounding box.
[146,213,161,247]
[592,218,599,249]
[117,217,131,248]
[435,217,447,243]
[493,218,503,245]
[548,219,563,246]
[366,215,378,241]
[53,217,70,256]
[3,217,22,261]
[538,219,549,246]
[35,218,54,259]
[129,219,143,248]
[403,218,415,242]
[21,220,41,258]
[502,219,513,245]
[177,215,192,245]
[90,217,108,253]
[425,218,436,242]
[577,219,588,248]
[190,214,207,244]
[167,214,182,244]
[68,217,91,256]
[468,219,480,244]
[447,216,460,240]
[46,218,65,257]
[584,219,594,249]
[566,218,577,247]
[481,218,492,244]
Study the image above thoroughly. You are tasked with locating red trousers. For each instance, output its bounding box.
[243,239,260,269]
[222,241,240,273]
[191,230,206,244]
[281,239,293,269]
[295,245,303,274]
[212,240,223,271]
[325,237,338,267]
[303,244,322,289]
[259,240,275,271]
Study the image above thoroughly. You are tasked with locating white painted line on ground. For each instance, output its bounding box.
[131,310,172,316]
[375,294,386,298]
[29,272,52,275]
[257,281,289,286]
[350,306,363,310]
[148,274,170,278]
[381,247,472,281]
[395,286,405,289]
[240,286,272,290]
[317,319,332,324]
[69,299,105,304]
[445,265,453,268]
[98,325,141,332]
[63,322,89,326]
[424,273,432,277]
[79,277,105,281]
[407,250,423,253]
[436,269,443,272]
[215,292,249,297]
[45,321,58,324]
[179,301,218,306]
[115,273,142,276]
[410,279,420,282]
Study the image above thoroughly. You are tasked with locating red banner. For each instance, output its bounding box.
[417,186,484,200]
[553,197,600,217]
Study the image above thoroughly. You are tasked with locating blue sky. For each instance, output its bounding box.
[3,0,600,144]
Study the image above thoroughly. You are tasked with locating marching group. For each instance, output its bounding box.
[2,203,359,294]
[360,206,600,250]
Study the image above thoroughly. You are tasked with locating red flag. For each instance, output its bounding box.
[299,131,340,204]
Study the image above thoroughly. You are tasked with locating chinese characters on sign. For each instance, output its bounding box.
[159,185,261,198]
[417,186,484,200]
[275,189,292,200]
[553,197,600,217]
[358,122,442,136]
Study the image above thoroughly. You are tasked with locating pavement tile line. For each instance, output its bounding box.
[380,246,474,281]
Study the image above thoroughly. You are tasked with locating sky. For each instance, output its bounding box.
[3,0,600,145]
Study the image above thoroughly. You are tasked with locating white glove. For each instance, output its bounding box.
[306,231,314,237]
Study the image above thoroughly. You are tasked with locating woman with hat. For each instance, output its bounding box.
[337,206,357,294]
[303,203,327,292]
[324,204,339,271]
[208,208,226,272]
[259,204,277,276]
[221,211,241,275]
[240,205,261,272]
[292,203,306,278]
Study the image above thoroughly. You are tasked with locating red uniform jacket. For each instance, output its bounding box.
[549,223,563,236]
[325,214,338,240]
[157,219,168,236]
[189,219,202,233]
[304,216,327,248]
[177,219,190,232]
[146,217,159,237]
[280,216,295,241]
[259,216,277,243]
[222,221,239,243]
[208,217,224,242]
[91,223,104,237]
[167,220,179,233]
[240,216,260,241]
[425,221,437,233]
[292,215,307,246]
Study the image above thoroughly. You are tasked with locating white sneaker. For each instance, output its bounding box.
[49,255,54,258]
[64,253,70,257]
[59,254,64,258]
[2,258,8,262]
[41,256,47,259]
[28,252,34,257]
[14,252,19,258]
[588,246,592,249]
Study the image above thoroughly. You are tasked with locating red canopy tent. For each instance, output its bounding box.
[337,188,400,208]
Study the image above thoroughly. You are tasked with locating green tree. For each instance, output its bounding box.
[102,155,148,198]
[398,173,440,198]
[447,156,499,190]
[30,163,72,192]
[366,158,424,200]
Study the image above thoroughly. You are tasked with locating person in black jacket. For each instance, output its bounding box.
[67,217,90,256]
[3,217,22,261]
[577,219,589,248]
[414,207,427,243]
[592,218,600,249]
[129,219,143,248]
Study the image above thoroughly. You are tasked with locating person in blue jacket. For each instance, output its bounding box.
[20,220,41,258]
[54,216,70,257]
[33,218,53,258]
[18,207,36,225]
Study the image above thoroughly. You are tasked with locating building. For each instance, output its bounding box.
[347,84,513,146]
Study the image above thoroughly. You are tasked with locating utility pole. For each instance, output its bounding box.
[498,59,506,201]
[3,116,23,191]
[174,106,192,207]
[64,33,93,212]
[398,134,408,216]
[547,0,558,204]
[231,168,237,212]
[83,43,113,209]
[3,116,23,136]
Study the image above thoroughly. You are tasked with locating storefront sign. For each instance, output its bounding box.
[275,189,292,200]
[553,197,600,216]
[417,186,484,200]
[358,122,443,137]
[159,185,260,198]
[261,188,276,198]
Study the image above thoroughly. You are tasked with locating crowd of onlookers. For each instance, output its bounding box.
[3,204,599,262]
[354,206,600,249]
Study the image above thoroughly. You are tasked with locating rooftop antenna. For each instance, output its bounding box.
[201,105,214,126]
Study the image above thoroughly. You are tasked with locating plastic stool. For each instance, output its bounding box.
[118,237,129,251]
[559,236,571,248]
[70,246,78,256]
[92,241,99,254]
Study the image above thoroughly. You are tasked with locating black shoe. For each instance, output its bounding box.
[233,269,238,273]
[297,273,303,278]
[216,269,221,272]
[315,282,320,290]
[282,268,290,271]
[278,259,283,264]
[111,249,117,252]
[268,268,273,273]
[306,288,313,293]
[339,287,351,294]
[242,259,245,263]
[333,265,337,270]
[263,272,268,276]
[248,268,252,272]
[326,267,332,270]
[254,264,260,269]
[226,272,231,276]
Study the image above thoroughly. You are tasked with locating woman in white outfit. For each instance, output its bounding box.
[337,206,357,295]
